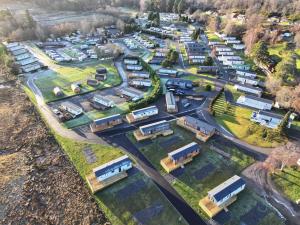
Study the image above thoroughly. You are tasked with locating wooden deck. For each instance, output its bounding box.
[199,195,237,218]
[126,113,149,124]
[86,171,128,194]
[160,157,193,173]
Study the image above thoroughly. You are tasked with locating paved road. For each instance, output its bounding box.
[102,133,207,225]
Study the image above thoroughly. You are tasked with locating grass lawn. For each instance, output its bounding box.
[272,167,300,203]
[126,123,283,225]
[225,84,243,101]
[291,120,300,131]
[55,135,188,225]
[212,93,286,148]
[183,75,215,92]
[185,66,216,78]
[205,30,222,42]
[268,43,286,58]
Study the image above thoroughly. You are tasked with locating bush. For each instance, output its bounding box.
[205,84,212,91]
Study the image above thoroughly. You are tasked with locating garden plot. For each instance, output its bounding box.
[126,123,283,224]
[96,170,188,225]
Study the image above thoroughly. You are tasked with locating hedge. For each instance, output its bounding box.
[128,59,162,111]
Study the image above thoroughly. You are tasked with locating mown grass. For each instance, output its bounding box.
[272,167,300,202]
[34,60,121,103]
[212,93,285,148]
[205,30,222,42]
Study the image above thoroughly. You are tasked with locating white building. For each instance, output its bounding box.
[236,70,256,78]
[251,110,283,129]
[216,47,232,52]
[237,76,259,86]
[234,84,262,96]
[166,91,177,113]
[129,79,152,88]
[233,44,245,50]
[226,39,241,44]
[237,95,273,110]
[217,51,235,56]
[131,106,158,120]
[208,175,246,207]
[126,65,143,71]
[60,101,83,116]
[93,155,132,182]
[93,94,114,108]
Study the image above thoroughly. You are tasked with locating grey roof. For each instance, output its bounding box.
[208,175,245,202]
[258,110,284,119]
[183,116,215,134]
[93,114,122,125]
[139,120,169,133]
[243,95,273,104]
[93,94,112,105]
[93,155,131,177]
[166,91,176,106]
[132,106,158,116]
[235,83,262,91]
[168,142,200,161]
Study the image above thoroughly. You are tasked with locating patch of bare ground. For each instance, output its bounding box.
[242,142,300,225]
[0,70,109,224]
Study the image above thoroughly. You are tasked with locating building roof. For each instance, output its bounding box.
[61,101,82,112]
[257,110,284,120]
[93,155,131,177]
[132,106,158,117]
[168,142,200,161]
[166,91,176,106]
[242,95,273,104]
[93,94,112,105]
[166,78,193,87]
[183,116,215,133]
[139,120,169,133]
[235,83,262,91]
[208,175,245,202]
[93,114,122,125]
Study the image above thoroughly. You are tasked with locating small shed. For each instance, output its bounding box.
[53,87,63,97]
[87,79,99,87]
[71,83,81,93]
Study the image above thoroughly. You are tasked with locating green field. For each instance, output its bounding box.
[205,30,222,42]
[126,123,283,225]
[272,167,300,203]
[55,135,187,225]
[268,43,300,71]
[26,43,121,102]
[212,93,286,148]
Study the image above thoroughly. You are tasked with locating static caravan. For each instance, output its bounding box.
[237,95,273,110]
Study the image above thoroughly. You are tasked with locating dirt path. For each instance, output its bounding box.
[0,77,109,224]
[242,162,300,225]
